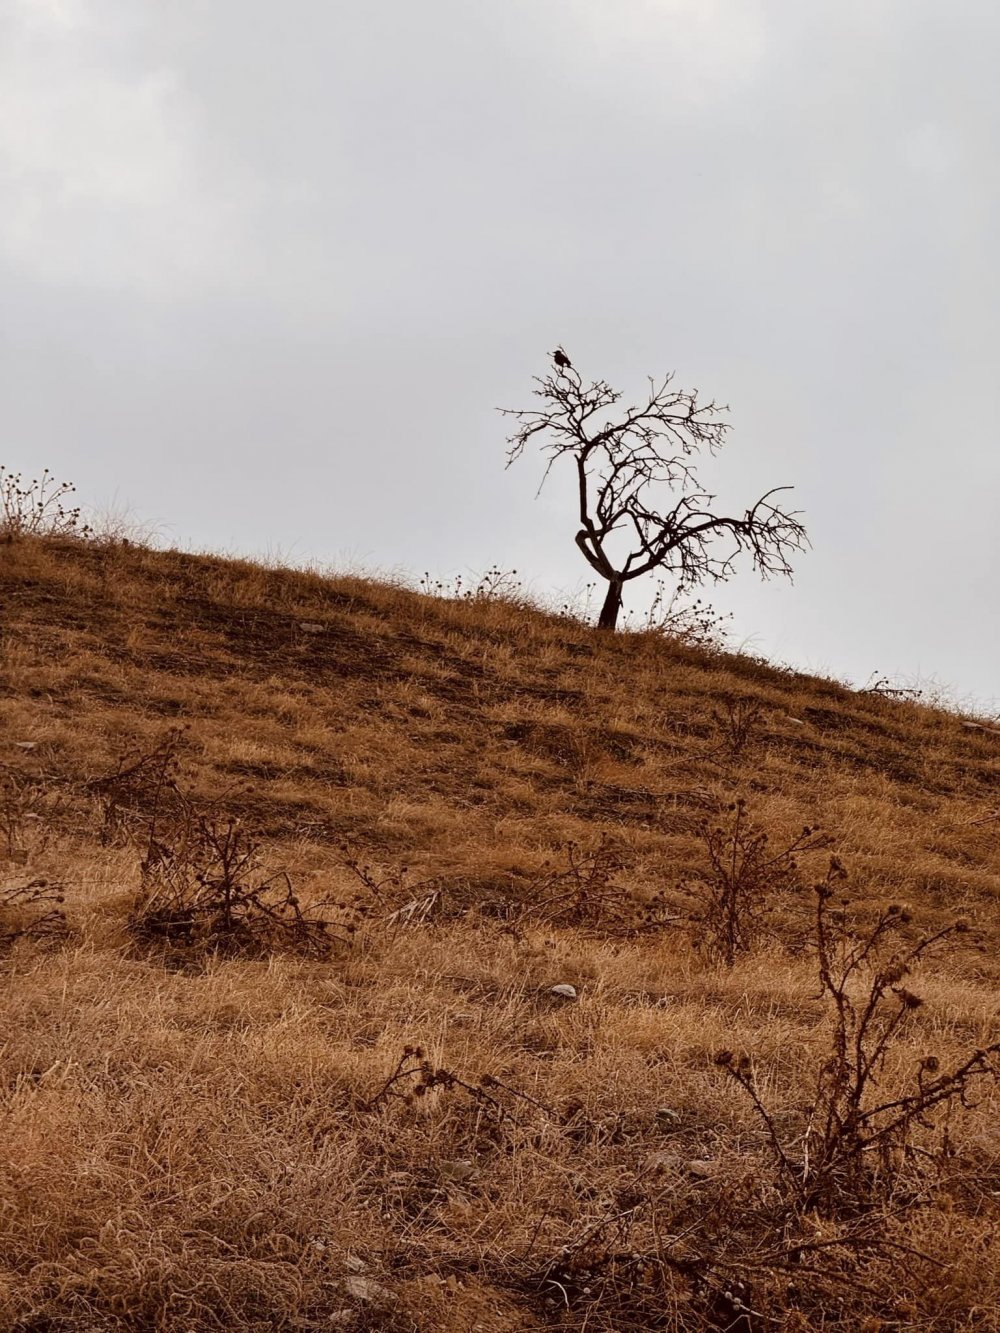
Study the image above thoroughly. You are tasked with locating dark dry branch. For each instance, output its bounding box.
[518,836,631,929]
[88,727,187,848]
[0,877,67,948]
[131,812,344,959]
[360,1047,556,1122]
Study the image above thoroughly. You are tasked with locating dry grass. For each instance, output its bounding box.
[1,533,999,1330]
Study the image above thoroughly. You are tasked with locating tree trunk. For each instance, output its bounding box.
[597,576,624,630]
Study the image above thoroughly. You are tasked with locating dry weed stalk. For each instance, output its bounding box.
[0,466,91,541]
[419,565,524,603]
[520,837,632,929]
[92,731,344,958]
[362,1045,558,1122]
[133,812,341,959]
[0,768,50,863]
[338,846,444,935]
[718,865,998,1217]
[694,801,825,964]
[861,672,925,701]
[711,695,765,760]
[634,582,732,649]
[88,726,186,847]
[0,876,67,948]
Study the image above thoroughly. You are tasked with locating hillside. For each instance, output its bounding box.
[1,534,999,1332]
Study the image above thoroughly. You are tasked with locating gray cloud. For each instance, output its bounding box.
[2,0,998,702]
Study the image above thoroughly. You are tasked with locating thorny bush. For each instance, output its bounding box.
[0,877,67,951]
[361,1045,558,1122]
[638,581,732,649]
[88,727,187,847]
[718,864,998,1217]
[692,800,826,964]
[419,565,524,603]
[0,466,92,541]
[338,846,442,934]
[519,836,677,935]
[711,694,765,760]
[517,876,998,1330]
[93,730,348,959]
[0,767,52,864]
[132,812,343,959]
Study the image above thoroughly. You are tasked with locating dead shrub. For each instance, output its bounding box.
[718,866,996,1217]
[0,465,92,541]
[131,811,344,959]
[692,800,825,964]
[515,837,677,935]
[88,726,187,847]
[360,1044,558,1122]
[638,583,733,649]
[0,877,67,949]
[518,868,995,1330]
[95,732,348,959]
[338,847,442,934]
[712,694,765,759]
[419,565,524,603]
[520,837,632,929]
[0,768,50,865]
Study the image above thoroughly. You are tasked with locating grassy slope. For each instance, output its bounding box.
[1,535,999,1331]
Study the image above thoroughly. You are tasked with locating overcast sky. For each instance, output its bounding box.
[2,0,998,706]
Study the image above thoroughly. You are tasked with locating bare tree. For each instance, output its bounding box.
[501,353,807,631]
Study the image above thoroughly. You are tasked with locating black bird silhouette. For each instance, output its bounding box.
[551,346,572,370]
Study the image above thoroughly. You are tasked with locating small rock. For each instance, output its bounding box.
[645,1150,679,1174]
[685,1159,716,1180]
[655,1106,681,1126]
[340,1275,395,1306]
[14,741,37,750]
[298,621,325,633]
[344,1253,367,1273]
[549,983,577,1000]
[440,1158,476,1183]
[325,1313,355,1328]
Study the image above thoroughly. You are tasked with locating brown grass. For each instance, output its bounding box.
[1,533,999,1330]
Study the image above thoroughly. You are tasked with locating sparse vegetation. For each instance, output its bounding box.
[130,809,343,959]
[0,529,998,1330]
[419,564,524,603]
[0,465,91,540]
[0,876,67,949]
[636,582,732,648]
[712,693,765,759]
[691,799,826,964]
[720,870,995,1216]
[89,731,347,958]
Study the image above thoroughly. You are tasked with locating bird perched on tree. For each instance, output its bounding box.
[552,346,572,371]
